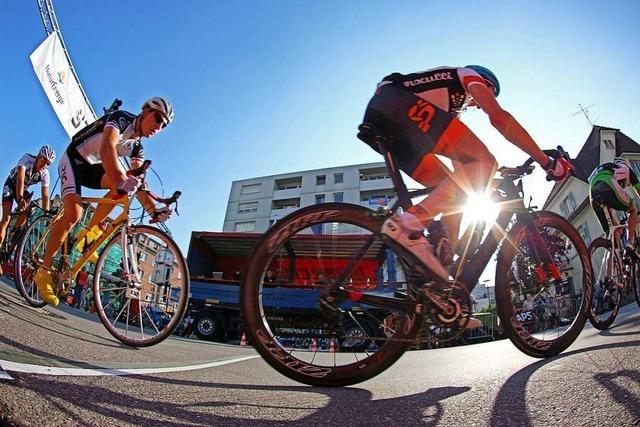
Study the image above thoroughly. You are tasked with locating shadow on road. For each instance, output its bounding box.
[4,371,470,426]
[490,339,640,426]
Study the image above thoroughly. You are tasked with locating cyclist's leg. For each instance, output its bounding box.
[77,171,117,234]
[0,200,12,247]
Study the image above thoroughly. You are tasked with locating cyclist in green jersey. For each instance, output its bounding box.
[589,157,640,257]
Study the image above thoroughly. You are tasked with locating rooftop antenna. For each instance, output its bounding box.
[573,104,596,127]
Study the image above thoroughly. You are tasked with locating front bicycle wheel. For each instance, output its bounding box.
[241,203,423,387]
[93,224,190,347]
[495,211,591,358]
[14,214,52,308]
[587,238,621,330]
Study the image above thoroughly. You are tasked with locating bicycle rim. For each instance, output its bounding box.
[93,224,190,347]
[14,215,51,308]
[588,238,621,330]
[241,203,423,387]
[495,211,591,358]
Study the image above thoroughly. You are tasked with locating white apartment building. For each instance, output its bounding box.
[223,162,395,233]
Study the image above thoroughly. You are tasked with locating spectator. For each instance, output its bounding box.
[263,270,276,284]
[522,293,534,311]
[233,270,241,281]
[546,296,559,328]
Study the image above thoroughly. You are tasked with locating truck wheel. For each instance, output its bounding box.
[195,315,225,341]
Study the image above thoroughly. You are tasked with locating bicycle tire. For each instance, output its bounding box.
[93,224,190,347]
[632,260,640,310]
[14,214,52,308]
[495,210,591,358]
[587,237,621,330]
[241,203,423,387]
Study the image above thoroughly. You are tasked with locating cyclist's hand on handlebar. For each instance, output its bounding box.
[543,156,573,182]
[151,206,172,223]
[116,175,141,195]
[17,198,28,211]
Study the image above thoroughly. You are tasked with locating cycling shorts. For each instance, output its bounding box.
[2,178,16,204]
[59,150,106,198]
[590,180,631,211]
[361,84,466,175]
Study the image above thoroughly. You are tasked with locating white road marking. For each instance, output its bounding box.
[0,355,259,377]
[0,370,14,380]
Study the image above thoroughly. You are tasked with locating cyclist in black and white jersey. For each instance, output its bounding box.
[0,145,55,274]
[34,97,174,305]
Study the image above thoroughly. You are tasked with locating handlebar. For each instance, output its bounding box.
[498,145,574,180]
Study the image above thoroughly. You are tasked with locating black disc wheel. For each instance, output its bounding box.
[241,203,423,387]
[495,211,591,358]
[588,238,622,330]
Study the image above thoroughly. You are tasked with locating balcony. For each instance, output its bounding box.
[359,167,392,191]
[273,186,302,200]
[270,206,300,221]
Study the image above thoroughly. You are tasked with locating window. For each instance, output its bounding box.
[334,192,344,202]
[316,175,326,185]
[237,201,258,214]
[138,269,144,280]
[240,183,261,195]
[559,192,577,217]
[138,252,148,263]
[315,194,325,204]
[577,222,592,246]
[630,160,640,177]
[603,139,614,149]
[334,173,344,184]
[235,221,256,232]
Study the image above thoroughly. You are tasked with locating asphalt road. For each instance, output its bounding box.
[1,279,639,426]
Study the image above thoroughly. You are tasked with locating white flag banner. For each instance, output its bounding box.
[30,33,96,138]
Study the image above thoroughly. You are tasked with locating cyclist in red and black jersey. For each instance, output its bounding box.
[34,97,175,305]
[360,65,571,283]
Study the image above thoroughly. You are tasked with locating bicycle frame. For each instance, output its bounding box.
[331,138,556,313]
[30,193,139,284]
[600,205,631,282]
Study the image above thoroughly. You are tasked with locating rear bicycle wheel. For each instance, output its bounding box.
[241,203,423,387]
[14,214,52,308]
[93,224,190,347]
[495,211,591,358]
[587,238,621,330]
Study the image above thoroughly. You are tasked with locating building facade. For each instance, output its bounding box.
[543,126,640,248]
[223,162,396,233]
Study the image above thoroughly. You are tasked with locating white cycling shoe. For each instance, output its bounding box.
[381,212,451,282]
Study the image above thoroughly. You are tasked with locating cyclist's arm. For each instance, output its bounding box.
[41,185,50,211]
[15,166,26,203]
[99,127,128,189]
[467,83,549,167]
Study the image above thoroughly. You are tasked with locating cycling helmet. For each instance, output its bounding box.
[142,96,174,124]
[613,157,630,167]
[38,145,56,163]
[465,65,500,97]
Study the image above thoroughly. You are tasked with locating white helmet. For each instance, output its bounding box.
[613,157,630,168]
[142,96,174,125]
[38,145,56,163]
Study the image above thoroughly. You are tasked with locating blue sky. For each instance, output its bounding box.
[1,0,639,257]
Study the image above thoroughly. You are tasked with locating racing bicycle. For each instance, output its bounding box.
[240,123,592,387]
[13,161,190,347]
[588,204,640,330]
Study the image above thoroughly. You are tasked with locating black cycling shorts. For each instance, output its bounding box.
[362,84,457,175]
[59,151,106,197]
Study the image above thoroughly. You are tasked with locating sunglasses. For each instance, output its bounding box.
[153,111,169,129]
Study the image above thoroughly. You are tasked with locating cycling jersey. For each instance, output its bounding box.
[377,66,486,116]
[69,110,144,165]
[61,110,144,197]
[6,154,50,188]
[362,66,484,176]
[589,162,640,234]
[589,162,640,208]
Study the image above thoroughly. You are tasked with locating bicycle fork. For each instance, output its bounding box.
[521,215,561,283]
[120,226,143,297]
